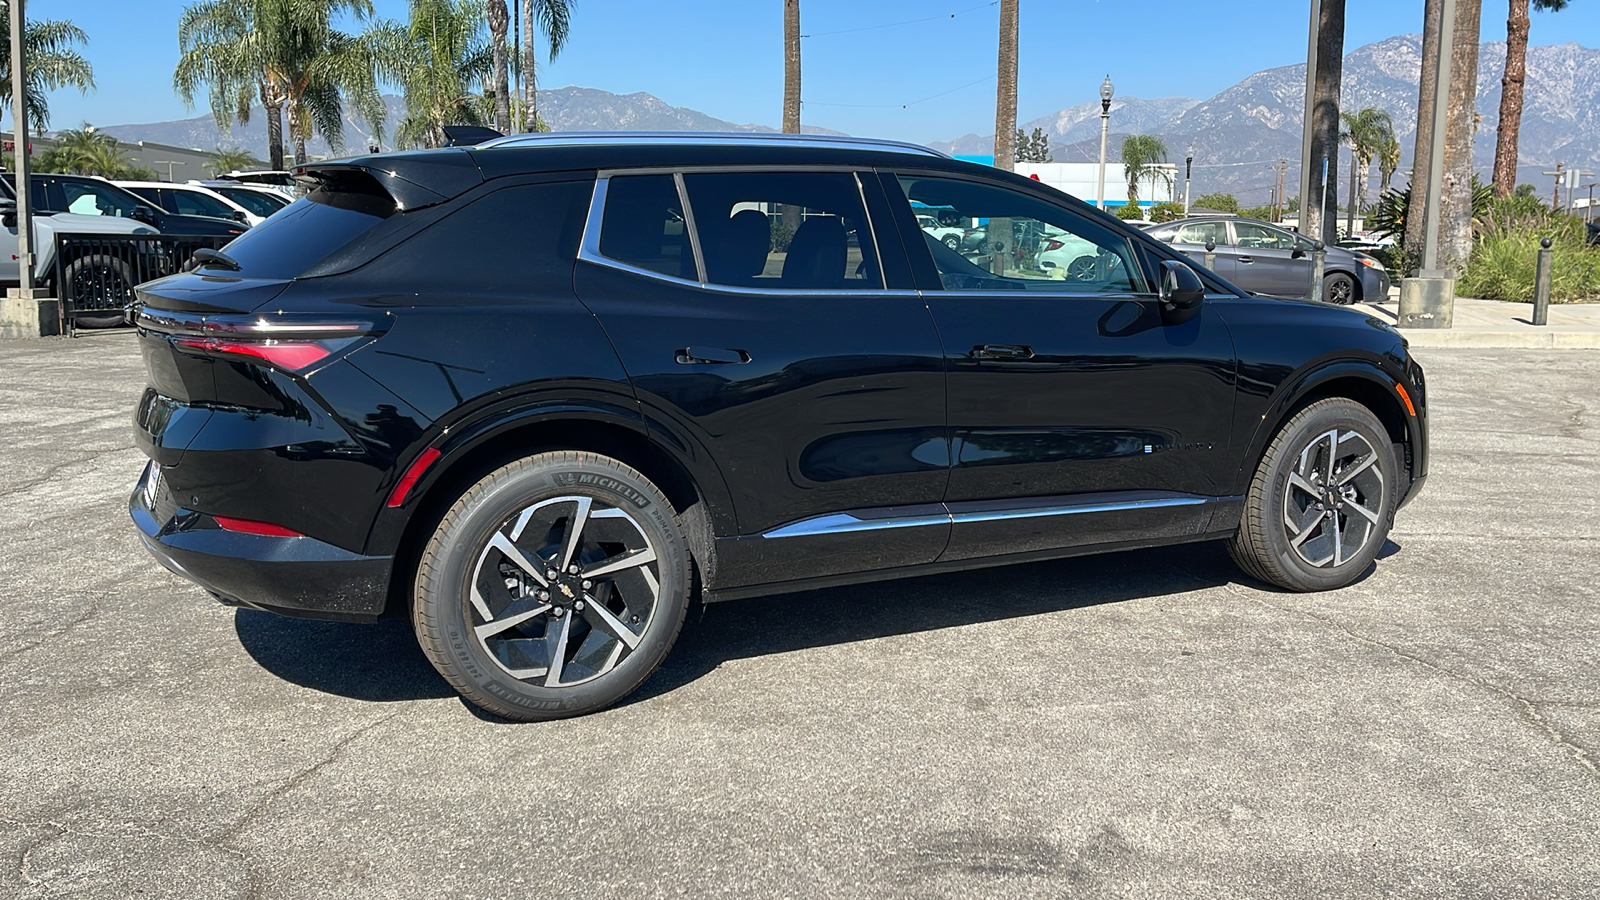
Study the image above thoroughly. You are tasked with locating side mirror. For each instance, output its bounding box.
[132,206,158,225]
[1158,260,1205,325]
[0,198,14,229]
[1291,246,1306,259]
[230,210,249,223]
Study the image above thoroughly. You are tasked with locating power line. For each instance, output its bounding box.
[803,75,994,110]
[800,1,998,39]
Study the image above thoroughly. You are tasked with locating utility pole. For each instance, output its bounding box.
[992,0,1018,173]
[8,0,34,294]
[1544,161,1564,209]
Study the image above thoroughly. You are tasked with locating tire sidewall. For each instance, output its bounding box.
[416,454,689,718]
[1258,400,1396,591]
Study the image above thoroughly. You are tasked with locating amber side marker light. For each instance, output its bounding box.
[1394,383,1417,417]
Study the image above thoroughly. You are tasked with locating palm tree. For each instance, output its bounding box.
[1121,134,1168,205]
[520,0,573,133]
[992,0,1017,172]
[174,0,389,170]
[1377,133,1402,192]
[1491,0,1569,197]
[373,0,494,149]
[1404,0,1446,261]
[34,125,147,178]
[0,6,94,133]
[783,0,799,136]
[1306,0,1346,243]
[1339,106,1394,233]
[487,0,510,133]
[207,146,262,176]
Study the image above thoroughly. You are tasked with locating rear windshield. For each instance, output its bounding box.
[212,184,393,278]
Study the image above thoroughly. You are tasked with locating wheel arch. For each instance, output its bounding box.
[374,407,727,619]
[1237,362,1416,499]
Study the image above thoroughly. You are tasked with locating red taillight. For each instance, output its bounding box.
[1044,240,1064,251]
[214,515,303,537]
[175,337,342,371]
[387,447,442,508]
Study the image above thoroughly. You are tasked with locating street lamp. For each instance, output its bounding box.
[1096,75,1113,211]
[1185,148,1194,216]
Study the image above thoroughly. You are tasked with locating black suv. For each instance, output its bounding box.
[130,133,1428,720]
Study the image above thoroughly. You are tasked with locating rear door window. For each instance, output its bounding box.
[596,174,695,280]
[681,170,881,289]
[60,181,142,218]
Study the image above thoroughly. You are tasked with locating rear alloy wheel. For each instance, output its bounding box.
[62,255,136,328]
[1228,398,1396,591]
[942,234,961,250]
[1323,272,1355,305]
[414,452,690,720]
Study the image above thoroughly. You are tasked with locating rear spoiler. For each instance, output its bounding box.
[441,125,505,146]
[293,150,484,212]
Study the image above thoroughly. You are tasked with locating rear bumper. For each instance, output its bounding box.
[131,464,392,623]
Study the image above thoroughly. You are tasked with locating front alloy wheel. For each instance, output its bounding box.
[414,452,690,720]
[1228,398,1397,591]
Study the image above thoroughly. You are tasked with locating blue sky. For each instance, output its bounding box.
[31,0,1600,145]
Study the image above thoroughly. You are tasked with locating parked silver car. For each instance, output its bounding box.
[1144,217,1388,304]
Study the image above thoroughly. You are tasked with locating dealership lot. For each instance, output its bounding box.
[2,334,1596,899]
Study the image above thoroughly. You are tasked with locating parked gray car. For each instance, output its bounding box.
[1144,217,1388,304]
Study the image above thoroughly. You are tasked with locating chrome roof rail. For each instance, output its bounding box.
[474,131,949,158]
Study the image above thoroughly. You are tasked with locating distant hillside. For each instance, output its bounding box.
[935,36,1600,201]
[95,86,844,158]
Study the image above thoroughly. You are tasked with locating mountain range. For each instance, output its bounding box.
[932,35,1600,202]
[94,35,1598,205]
[97,86,842,159]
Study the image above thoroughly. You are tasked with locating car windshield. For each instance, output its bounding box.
[217,188,284,217]
[170,189,238,219]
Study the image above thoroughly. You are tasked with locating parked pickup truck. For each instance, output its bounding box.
[0,198,160,327]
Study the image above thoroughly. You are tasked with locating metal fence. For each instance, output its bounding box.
[51,232,234,334]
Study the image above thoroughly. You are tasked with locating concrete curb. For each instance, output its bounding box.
[1356,300,1600,350]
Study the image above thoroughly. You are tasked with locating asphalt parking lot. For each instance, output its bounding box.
[2,333,1596,899]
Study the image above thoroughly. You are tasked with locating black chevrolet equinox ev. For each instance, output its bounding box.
[130,133,1428,719]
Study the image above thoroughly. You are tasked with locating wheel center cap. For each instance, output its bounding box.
[551,576,581,608]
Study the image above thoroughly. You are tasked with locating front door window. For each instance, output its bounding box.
[895,174,1145,293]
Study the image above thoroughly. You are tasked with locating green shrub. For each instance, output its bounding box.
[1114,203,1146,221]
[1148,201,1184,223]
[1458,208,1600,303]
[1238,205,1276,222]
[1195,192,1239,214]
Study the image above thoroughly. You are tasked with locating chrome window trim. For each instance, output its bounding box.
[579,167,894,295]
[475,131,948,158]
[761,494,1234,539]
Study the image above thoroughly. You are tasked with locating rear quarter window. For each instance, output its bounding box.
[214,184,396,279]
[362,180,591,294]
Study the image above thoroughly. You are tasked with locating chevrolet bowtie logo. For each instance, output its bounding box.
[558,583,575,599]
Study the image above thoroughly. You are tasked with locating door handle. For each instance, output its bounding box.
[675,347,751,365]
[969,344,1035,360]
[1237,256,1255,264]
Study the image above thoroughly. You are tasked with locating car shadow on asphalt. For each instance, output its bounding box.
[230,537,1401,712]
[233,610,454,702]
[620,539,1252,709]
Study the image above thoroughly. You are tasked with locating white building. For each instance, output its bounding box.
[1014,161,1178,209]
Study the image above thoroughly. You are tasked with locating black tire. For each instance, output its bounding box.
[62,255,136,328]
[413,451,691,720]
[1323,272,1356,305]
[1227,398,1397,592]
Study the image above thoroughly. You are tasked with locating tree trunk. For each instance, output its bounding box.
[522,0,537,131]
[992,0,1018,173]
[1405,0,1444,265]
[1490,0,1530,198]
[261,81,285,171]
[489,0,511,134]
[1439,0,1482,271]
[1306,0,1345,245]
